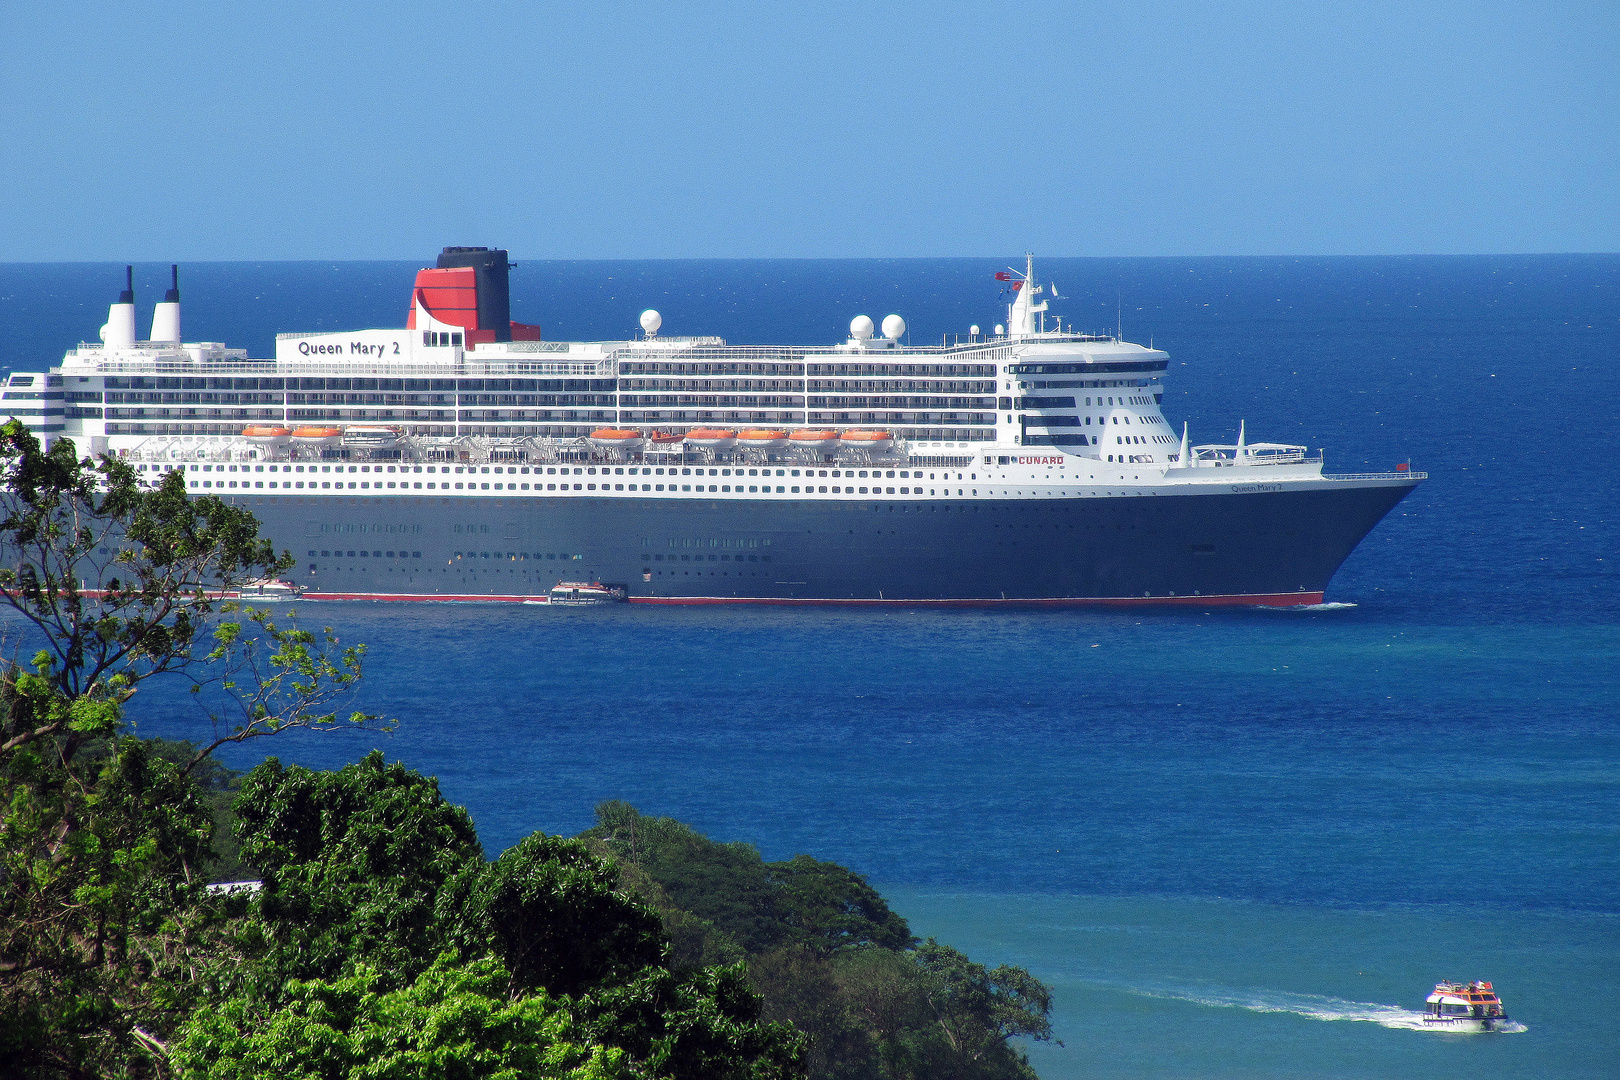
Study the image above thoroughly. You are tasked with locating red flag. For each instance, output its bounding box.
[1395,462,1410,471]
[994,271,1012,281]
[1011,280,1023,291]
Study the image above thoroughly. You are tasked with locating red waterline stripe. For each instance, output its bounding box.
[294,590,1325,608]
[628,592,1325,608]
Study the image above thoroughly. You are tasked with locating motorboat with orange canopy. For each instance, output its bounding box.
[1423,981,1510,1032]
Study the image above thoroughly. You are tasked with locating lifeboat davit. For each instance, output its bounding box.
[290,426,344,446]
[242,425,292,446]
[788,429,839,446]
[589,428,644,448]
[684,428,737,449]
[341,425,401,448]
[737,428,789,449]
[840,429,894,448]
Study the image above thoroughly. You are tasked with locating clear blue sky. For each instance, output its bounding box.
[2,0,1615,260]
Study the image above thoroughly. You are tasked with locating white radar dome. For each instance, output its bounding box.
[849,315,875,340]
[639,309,662,335]
[969,324,980,336]
[994,324,1005,336]
[882,314,906,340]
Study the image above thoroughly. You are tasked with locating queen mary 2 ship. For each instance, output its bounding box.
[9,249,1423,606]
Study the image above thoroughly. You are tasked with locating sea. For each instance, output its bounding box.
[2,255,1617,1078]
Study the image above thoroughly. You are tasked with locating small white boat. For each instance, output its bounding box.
[1423,981,1510,1031]
[232,578,304,602]
[547,580,627,606]
[341,425,401,449]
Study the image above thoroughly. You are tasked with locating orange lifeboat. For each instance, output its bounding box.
[589,428,644,448]
[840,429,894,447]
[290,426,344,446]
[788,429,839,445]
[242,425,292,445]
[647,431,683,445]
[737,428,789,449]
[684,428,738,448]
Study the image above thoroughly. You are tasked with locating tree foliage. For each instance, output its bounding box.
[578,803,1056,1080]
[231,752,485,989]
[172,955,630,1080]
[0,428,378,1077]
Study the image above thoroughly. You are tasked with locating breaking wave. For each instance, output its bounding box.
[1111,979,1525,1033]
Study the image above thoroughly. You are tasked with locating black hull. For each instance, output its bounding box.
[225,479,1418,606]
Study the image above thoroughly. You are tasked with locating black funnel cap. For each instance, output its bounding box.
[436,246,511,341]
[163,264,179,303]
[118,265,134,305]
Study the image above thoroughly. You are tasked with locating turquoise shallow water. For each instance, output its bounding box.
[889,892,1616,1080]
[4,255,1617,1077]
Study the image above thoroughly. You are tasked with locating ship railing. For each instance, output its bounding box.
[1323,470,1428,481]
[1185,454,1322,467]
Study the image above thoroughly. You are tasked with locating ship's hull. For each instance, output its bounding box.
[223,478,1417,605]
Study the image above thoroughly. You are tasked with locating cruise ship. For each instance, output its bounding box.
[6,249,1423,605]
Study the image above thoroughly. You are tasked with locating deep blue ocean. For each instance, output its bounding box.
[3,256,1617,1078]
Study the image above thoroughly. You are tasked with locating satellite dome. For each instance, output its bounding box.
[849,315,874,340]
[994,323,1005,336]
[639,309,662,335]
[881,314,906,340]
[969,324,980,336]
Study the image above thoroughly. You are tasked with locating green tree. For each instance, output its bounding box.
[460,831,667,999]
[766,855,914,956]
[232,752,485,988]
[0,425,374,1078]
[172,955,630,1080]
[584,801,787,955]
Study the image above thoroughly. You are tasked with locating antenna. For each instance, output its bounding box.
[1116,290,1122,340]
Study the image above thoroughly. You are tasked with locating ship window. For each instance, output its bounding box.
[858,470,867,478]
[748,485,757,492]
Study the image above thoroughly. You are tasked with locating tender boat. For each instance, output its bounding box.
[241,425,292,447]
[1423,981,1509,1031]
[788,429,839,446]
[289,425,344,446]
[736,428,790,449]
[589,428,644,448]
[839,429,894,448]
[231,578,305,602]
[341,424,401,449]
[548,580,628,606]
[683,427,737,449]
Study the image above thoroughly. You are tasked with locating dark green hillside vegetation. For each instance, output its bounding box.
[582,802,1056,1080]
[0,426,1052,1080]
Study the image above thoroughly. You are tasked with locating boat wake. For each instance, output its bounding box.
[1112,980,1525,1033]
[1279,601,1359,612]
